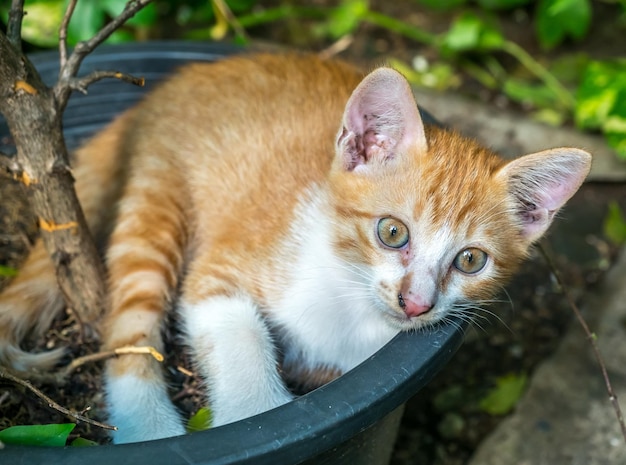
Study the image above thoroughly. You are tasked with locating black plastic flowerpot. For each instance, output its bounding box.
[0,42,465,465]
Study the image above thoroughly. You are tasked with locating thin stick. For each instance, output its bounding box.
[63,345,164,376]
[58,0,79,71]
[69,70,145,95]
[0,368,117,431]
[12,346,165,387]
[319,35,354,60]
[54,0,153,108]
[539,245,626,443]
[6,0,25,48]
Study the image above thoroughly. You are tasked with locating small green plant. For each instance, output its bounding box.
[576,60,626,158]
[0,423,101,447]
[186,407,212,433]
[603,201,626,246]
[0,265,18,277]
[479,373,527,415]
[0,423,76,447]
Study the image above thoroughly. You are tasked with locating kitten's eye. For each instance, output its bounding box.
[377,217,409,249]
[453,248,488,274]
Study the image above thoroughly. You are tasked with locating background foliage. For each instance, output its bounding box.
[1,0,625,158]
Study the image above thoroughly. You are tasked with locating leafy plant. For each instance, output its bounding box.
[186,407,212,433]
[479,373,527,415]
[603,201,626,246]
[536,0,592,49]
[576,59,626,158]
[0,424,75,447]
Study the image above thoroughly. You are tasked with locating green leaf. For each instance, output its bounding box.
[477,0,532,10]
[322,0,369,39]
[13,0,65,47]
[100,0,158,27]
[106,29,136,44]
[604,202,626,245]
[0,424,76,447]
[442,13,504,53]
[71,436,99,447]
[389,58,460,91]
[226,0,258,15]
[536,0,592,50]
[66,0,106,44]
[415,0,467,11]
[532,108,567,126]
[549,53,590,86]
[503,78,560,108]
[576,60,626,128]
[0,265,18,278]
[605,131,626,159]
[186,407,212,433]
[576,60,626,158]
[479,373,527,415]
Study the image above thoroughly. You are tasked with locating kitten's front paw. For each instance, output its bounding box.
[212,388,294,427]
[107,374,186,444]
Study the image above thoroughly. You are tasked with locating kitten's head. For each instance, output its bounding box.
[328,66,591,330]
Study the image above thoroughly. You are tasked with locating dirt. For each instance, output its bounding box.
[1,0,625,462]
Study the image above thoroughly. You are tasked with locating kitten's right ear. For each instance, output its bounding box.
[336,67,427,172]
[497,148,592,243]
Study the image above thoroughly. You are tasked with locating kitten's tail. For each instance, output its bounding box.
[0,113,132,371]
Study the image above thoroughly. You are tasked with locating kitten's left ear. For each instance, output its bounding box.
[497,148,592,243]
[336,67,427,172]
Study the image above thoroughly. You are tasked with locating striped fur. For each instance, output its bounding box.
[0,53,591,442]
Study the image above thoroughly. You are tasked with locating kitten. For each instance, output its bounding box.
[0,53,591,443]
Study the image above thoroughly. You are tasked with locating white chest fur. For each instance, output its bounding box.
[267,192,399,373]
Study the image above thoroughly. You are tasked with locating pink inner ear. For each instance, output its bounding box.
[337,67,427,171]
[500,148,592,242]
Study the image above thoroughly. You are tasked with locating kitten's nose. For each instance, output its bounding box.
[398,293,433,317]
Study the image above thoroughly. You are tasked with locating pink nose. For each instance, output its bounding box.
[398,293,433,317]
[403,301,433,317]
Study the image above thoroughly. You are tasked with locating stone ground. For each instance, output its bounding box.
[469,249,626,465]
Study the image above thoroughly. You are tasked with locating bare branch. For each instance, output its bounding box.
[54,0,153,109]
[58,0,78,70]
[14,346,164,386]
[539,245,626,444]
[6,0,25,48]
[63,346,164,376]
[69,70,145,95]
[0,368,117,431]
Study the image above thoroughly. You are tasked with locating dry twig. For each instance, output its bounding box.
[539,245,626,443]
[13,345,165,386]
[0,368,116,431]
[70,70,145,94]
[62,346,165,377]
[58,0,78,69]
[54,0,152,110]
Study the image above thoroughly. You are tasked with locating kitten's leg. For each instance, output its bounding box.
[181,293,293,426]
[103,174,189,443]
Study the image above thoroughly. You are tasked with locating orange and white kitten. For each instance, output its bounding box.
[0,53,590,443]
